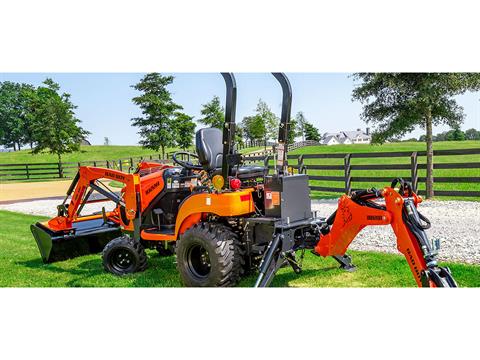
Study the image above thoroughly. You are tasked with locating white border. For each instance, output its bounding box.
[1,1,478,359]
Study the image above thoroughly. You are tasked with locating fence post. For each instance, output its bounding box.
[344,153,352,195]
[410,151,418,193]
[58,162,64,178]
[25,164,30,180]
[264,155,270,174]
[93,161,97,167]
[298,154,305,174]
[106,160,110,169]
[119,159,123,172]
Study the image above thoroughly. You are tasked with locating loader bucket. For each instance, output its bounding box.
[31,218,122,263]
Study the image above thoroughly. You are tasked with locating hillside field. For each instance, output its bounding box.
[0,144,264,164]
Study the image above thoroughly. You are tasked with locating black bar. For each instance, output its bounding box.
[417,190,480,197]
[417,176,480,183]
[310,186,346,192]
[351,164,411,170]
[66,172,80,196]
[89,182,124,206]
[418,163,480,169]
[221,73,237,185]
[309,175,345,181]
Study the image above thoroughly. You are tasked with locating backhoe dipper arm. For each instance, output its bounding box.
[314,187,457,288]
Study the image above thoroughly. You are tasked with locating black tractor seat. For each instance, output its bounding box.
[196,127,266,180]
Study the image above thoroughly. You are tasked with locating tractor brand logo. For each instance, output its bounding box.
[367,215,383,221]
[406,248,421,280]
[340,202,353,225]
[146,181,160,195]
[105,171,125,181]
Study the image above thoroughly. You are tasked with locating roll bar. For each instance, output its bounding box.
[220,73,237,181]
[272,73,292,172]
[219,72,292,179]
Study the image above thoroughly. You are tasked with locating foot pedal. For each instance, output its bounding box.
[332,254,356,272]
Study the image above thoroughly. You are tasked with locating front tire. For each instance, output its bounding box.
[176,223,243,287]
[102,236,147,275]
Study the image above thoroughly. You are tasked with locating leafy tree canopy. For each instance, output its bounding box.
[174,112,196,150]
[29,78,89,163]
[0,81,35,150]
[352,73,480,144]
[131,73,183,158]
[303,121,321,142]
[199,95,224,129]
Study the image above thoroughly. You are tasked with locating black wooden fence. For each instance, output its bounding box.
[0,154,167,182]
[243,148,480,198]
[1,148,479,198]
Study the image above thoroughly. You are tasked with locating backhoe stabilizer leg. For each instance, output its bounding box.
[254,234,283,288]
[332,254,356,272]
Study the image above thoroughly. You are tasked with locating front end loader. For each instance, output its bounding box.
[30,73,458,288]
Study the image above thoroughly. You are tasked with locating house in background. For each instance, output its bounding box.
[321,128,371,145]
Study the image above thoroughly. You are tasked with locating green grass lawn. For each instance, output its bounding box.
[1,210,478,287]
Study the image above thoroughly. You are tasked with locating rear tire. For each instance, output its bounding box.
[176,223,243,287]
[102,236,147,275]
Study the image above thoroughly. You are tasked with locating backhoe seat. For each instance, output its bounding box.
[195,128,265,180]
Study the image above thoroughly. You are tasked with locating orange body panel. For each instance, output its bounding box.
[315,187,428,287]
[140,189,255,242]
[138,170,167,212]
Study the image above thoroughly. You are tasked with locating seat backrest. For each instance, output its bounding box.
[195,128,223,171]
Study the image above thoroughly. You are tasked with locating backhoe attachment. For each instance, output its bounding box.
[254,178,458,288]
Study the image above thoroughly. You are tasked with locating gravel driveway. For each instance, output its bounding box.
[1,198,478,264]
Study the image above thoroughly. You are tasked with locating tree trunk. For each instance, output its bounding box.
[13,143,16,151]
[425,109,434,199]
[58,153,63,178]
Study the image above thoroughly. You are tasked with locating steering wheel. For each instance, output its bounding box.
[172,151,203,170]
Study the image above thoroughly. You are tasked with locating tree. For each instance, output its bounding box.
[465,128,480,140]
[352,73,480,198]
[287,114,299,145]
[295,111,307,141]
[174,112,196,150]
[104,137,110,146]
[199,95,224,129]
[131,73,182,158]
[0,81,35,151]
[448,127,465,141]
[241,115,264,143]
[256,99,278,145]
[29,78,89,164]
[303,121,321,141]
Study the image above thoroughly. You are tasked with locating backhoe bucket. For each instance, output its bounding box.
[31,218,122,263]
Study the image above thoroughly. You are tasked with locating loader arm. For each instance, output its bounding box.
[314,186,457,287]
[49,166,139,231]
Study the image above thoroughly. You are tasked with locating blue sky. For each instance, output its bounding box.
[0,73,478,145]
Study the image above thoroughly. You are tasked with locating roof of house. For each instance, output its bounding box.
[342,130,370,140]
[322,135,339,144]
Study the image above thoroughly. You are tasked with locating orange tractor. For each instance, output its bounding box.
[31,73,457,287]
